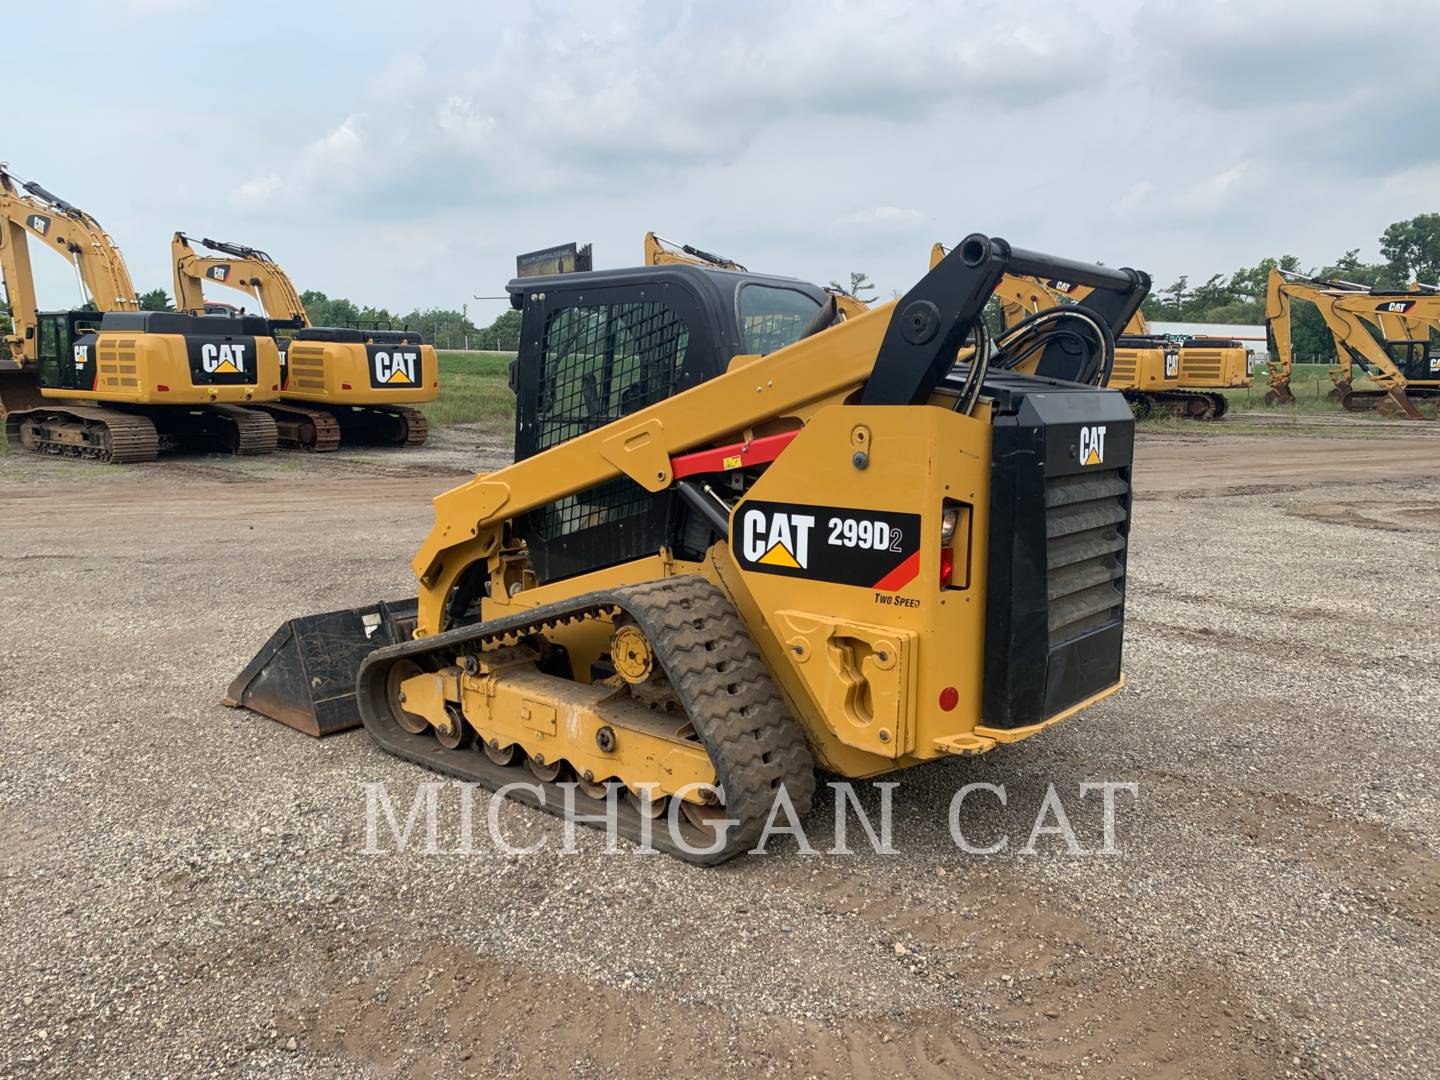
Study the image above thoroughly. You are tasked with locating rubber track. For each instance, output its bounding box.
[209,405,278,455]
[4,406,159,464]
[248,402,342,452]
[356,576,815,863]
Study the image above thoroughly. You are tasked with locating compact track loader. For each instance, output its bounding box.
[228,234,1145,861]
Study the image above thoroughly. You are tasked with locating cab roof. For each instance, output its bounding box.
[505,264,827,309]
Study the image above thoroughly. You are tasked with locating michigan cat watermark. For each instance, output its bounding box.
[359,780,1138,857]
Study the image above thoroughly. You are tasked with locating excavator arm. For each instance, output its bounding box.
[171,232,309,326]
[0,168,137,318]
[1263,268,1297,403]
[0,213,39,367]
[1267,269,1428,418]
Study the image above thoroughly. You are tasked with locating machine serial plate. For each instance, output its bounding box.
[732,500,922,591]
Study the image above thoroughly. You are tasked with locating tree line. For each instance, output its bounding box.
[127,287,521,351]
[8,212,1437,359]
[1138,213,1440,360]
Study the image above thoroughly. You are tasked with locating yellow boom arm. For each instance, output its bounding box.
[171,232,310,325]
[0,168,137,362]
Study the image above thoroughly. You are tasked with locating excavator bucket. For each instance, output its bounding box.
[1372,387,1428,420]
[223,598,417,737]
[1263,382,1296,406]
[0,368,45,414]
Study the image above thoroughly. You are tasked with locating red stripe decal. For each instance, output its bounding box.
[872,550,921,592]
[671,430,799,479]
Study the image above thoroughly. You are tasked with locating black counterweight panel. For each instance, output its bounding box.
[978,376,1134,729]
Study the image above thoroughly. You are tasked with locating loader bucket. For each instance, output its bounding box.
[224,598,418,737]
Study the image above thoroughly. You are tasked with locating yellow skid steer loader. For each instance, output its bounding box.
[228,233,1147,862]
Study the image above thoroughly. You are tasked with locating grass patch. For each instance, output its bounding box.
[1217,362,1383,413]
[420,351,517,431]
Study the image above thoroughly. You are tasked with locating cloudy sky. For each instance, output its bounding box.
[7,0,1437,326]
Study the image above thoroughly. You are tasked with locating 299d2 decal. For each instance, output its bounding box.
[733,501,922,591]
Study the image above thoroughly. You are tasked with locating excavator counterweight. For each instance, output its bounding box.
[172,233,438,450]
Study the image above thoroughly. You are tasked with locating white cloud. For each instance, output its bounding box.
[834,206,925,233]
[16,0,1434,311]
[1173,163,1249,214]
[231,173,282,209]
[234,1,1112,216]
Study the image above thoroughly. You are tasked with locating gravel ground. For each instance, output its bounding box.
[1,418,1437,1078]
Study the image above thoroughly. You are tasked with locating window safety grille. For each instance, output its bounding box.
[531,301,689,539]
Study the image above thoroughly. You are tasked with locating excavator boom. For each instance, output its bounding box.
[172,232,309,326]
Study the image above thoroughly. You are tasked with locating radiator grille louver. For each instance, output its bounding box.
[1045,470,1128,647]
[288,347,327,391]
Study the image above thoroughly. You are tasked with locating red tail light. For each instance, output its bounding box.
[156,384,170,392]
[341,382,352,390]
[940,547,955,587]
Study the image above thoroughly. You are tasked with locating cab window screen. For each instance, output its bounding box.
[739,285,822,355]
[535,301,689,453]
[531,301,689,541]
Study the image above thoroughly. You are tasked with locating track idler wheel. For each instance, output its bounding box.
[387,659,430,734]
[576,772,611,800]
[434,704,472,750]
[627,787,669,819]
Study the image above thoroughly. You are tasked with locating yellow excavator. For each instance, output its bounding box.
[172,233,438,450]
[1041,281,1252,418]
[227,231,1147,862]
[1,168,280,461]
[1264,268,1439,419]
[939,245,1237,419]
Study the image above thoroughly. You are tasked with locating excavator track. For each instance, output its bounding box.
[332,404,429,447]
[246,402,342,452]
[205,404,279,455]
[5,405,160,463]
[1124,390,1220,421]
[356,576,815,863]
[396,406,429,447]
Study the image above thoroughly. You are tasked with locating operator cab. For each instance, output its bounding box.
[504,264,831,582]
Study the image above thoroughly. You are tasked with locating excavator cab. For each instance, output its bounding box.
[32,310,103,388]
